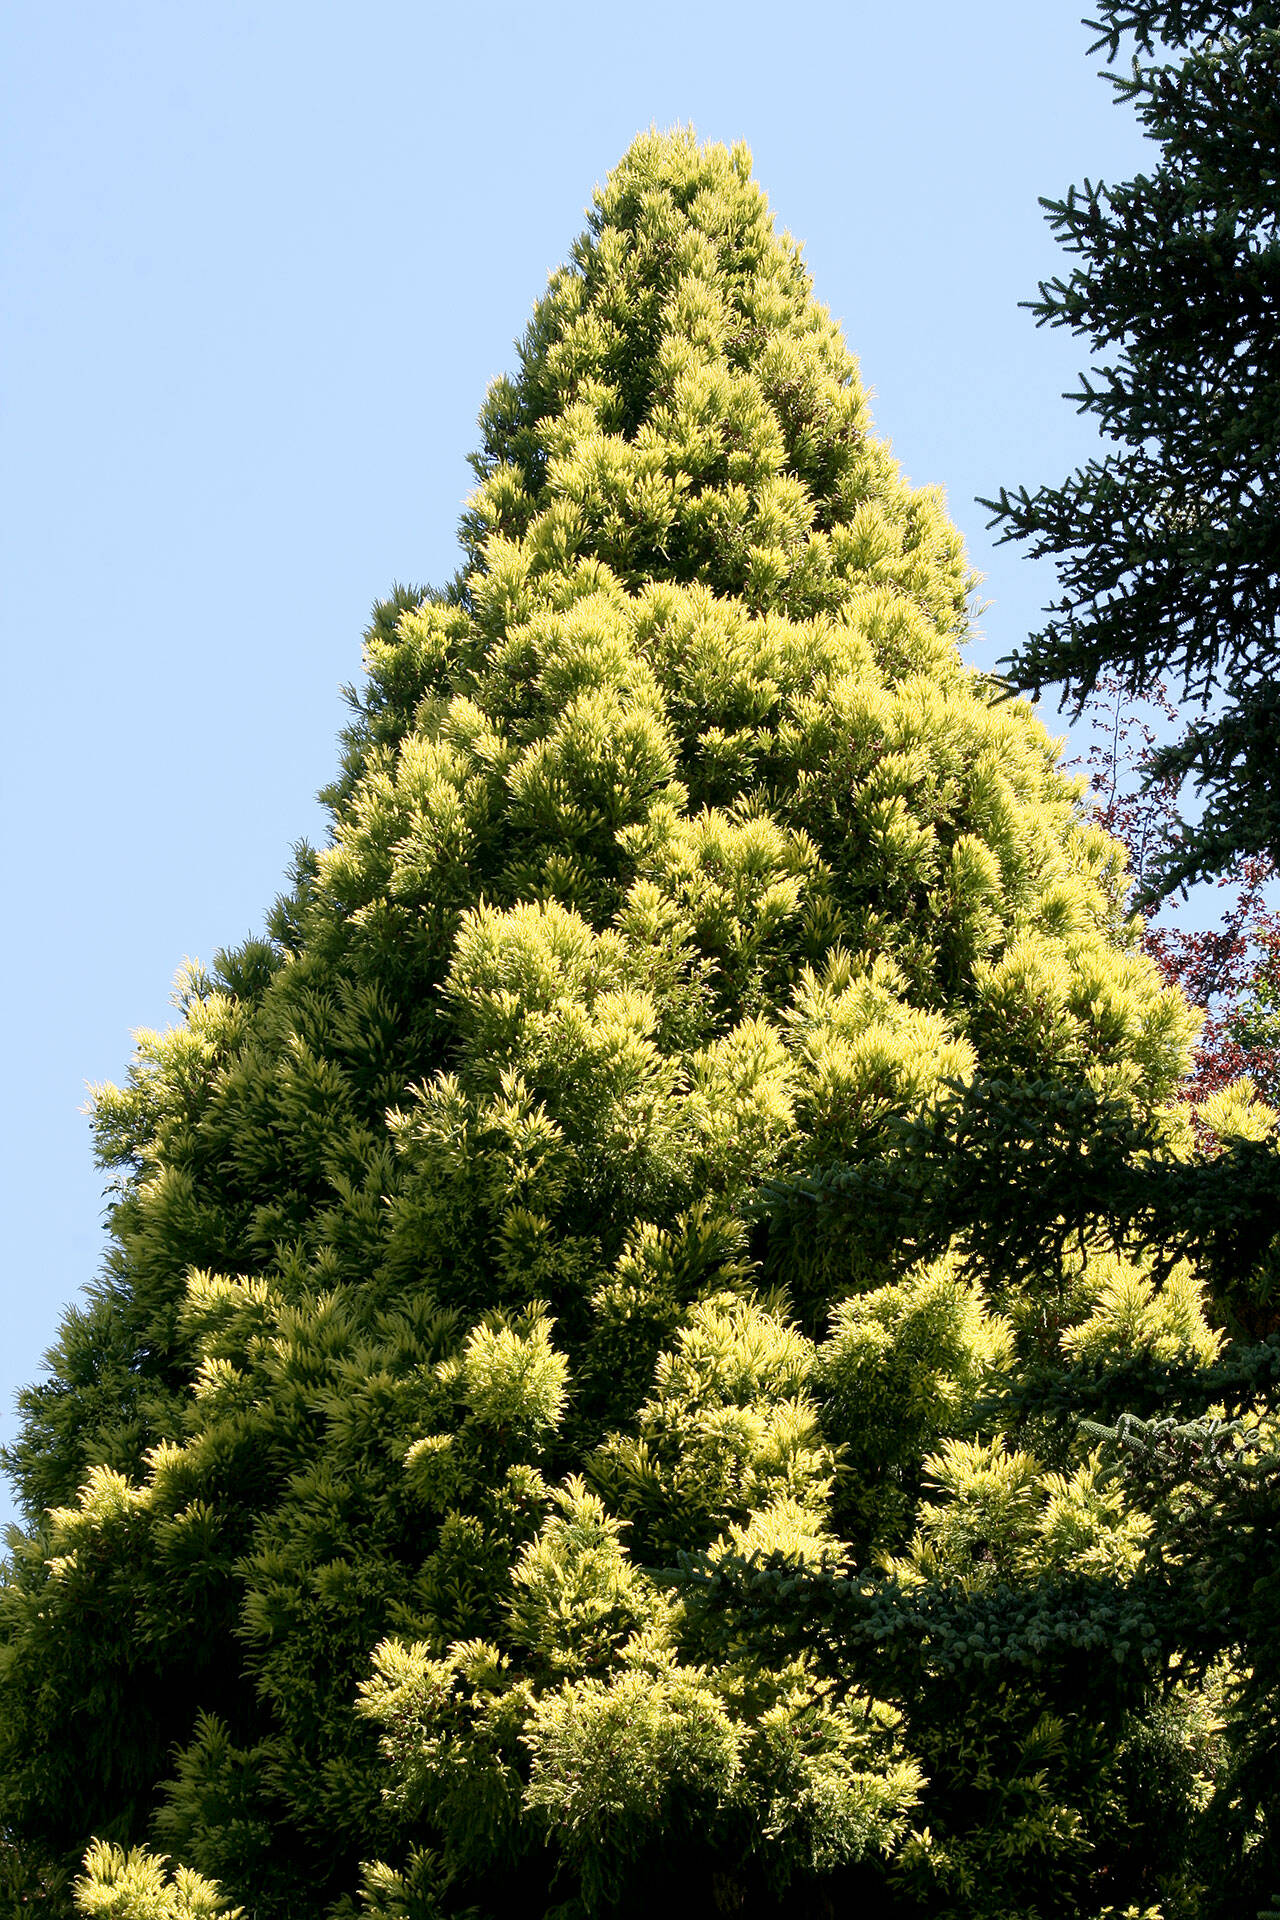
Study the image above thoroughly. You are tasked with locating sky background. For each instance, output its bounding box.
[2,0,1158,1527]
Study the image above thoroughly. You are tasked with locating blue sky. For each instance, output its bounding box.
[1,1,1154,1524]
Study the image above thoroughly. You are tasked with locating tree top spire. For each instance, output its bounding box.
[453,126,972,636]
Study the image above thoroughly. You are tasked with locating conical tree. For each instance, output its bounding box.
[0,131,1242,1920]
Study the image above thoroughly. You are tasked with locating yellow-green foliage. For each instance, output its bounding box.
[1061,1255,1222,1370]
[816,1255,1011,1539]
[74,1842,240,1920]
[1196,1076,1277,1146]
[0,129,1227,1920]
[888,1438,1154,1592]
[592,1292,833,1555]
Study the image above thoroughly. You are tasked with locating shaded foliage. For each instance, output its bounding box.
[986,0,1280,894]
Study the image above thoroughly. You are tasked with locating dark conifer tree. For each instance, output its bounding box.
[971,10,1280,1911]
[986,0,1280,895]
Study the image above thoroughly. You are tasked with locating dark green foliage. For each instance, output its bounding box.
[767,1073,1280,1336]
[985,0,1280,894]
[972,4,1280,1906]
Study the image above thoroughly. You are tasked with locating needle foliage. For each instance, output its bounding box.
[2,129,1275,1920]
[985,0,1280,897]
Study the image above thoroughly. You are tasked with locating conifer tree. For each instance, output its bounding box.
[1,130,1263,1920]
[985,0,1280,896]
[973,9,1280,1910]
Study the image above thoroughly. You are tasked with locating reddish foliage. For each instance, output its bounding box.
[1076,678,1280,1106]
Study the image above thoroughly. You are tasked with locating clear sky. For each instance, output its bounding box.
[1,1,1154,1525]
